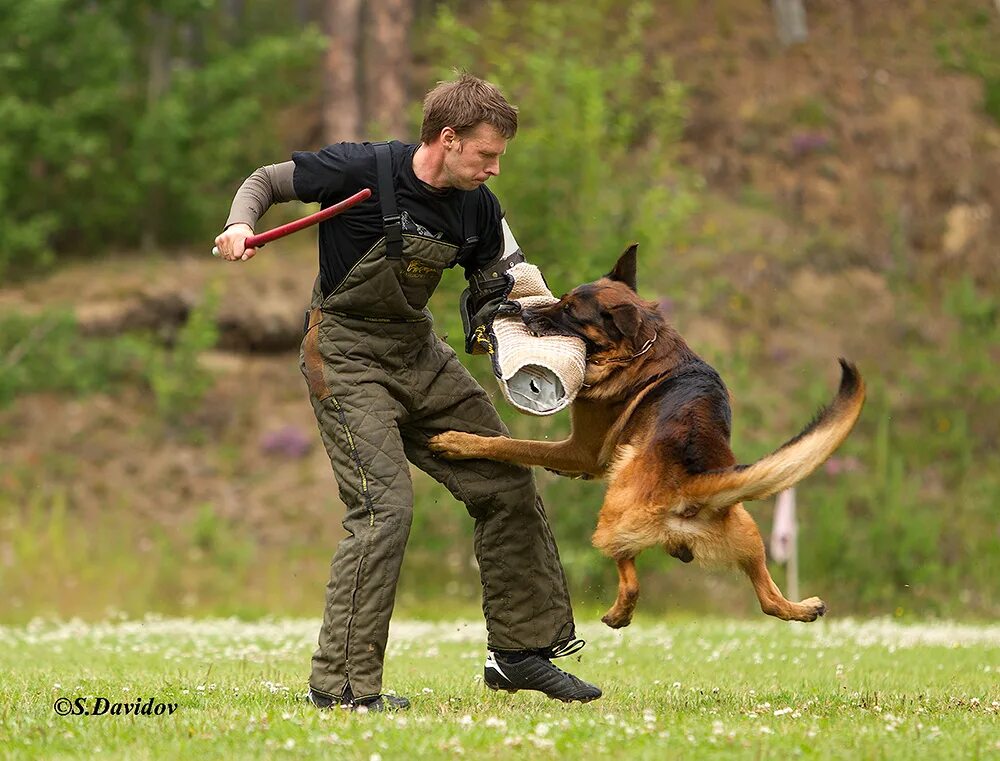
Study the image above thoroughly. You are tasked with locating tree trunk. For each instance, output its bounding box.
[223,0,244,44]
[364,0,414,141]
[297,0,318,25]
[143,8,172,251]
[322,0,364,143]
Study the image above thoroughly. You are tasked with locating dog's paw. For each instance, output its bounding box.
[427,431,475,459]
[600,609,633,629]
[798,596,827,621]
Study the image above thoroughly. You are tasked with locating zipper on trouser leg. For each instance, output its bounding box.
[327,393,376,688]
[330,395,374,527]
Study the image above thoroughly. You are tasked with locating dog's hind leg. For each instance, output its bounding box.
[592,476,653,629]
[727,505,827,622]
[600,556,639,629]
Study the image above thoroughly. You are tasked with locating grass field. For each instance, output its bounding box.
[0,616,997,760]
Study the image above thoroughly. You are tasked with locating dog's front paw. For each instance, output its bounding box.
[428,431,477,460]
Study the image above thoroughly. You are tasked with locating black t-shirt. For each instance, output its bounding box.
[292,141,504,298]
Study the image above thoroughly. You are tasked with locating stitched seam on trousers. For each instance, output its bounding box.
[344,552,367,686]
[492,508,511,650]
[327,310,427,324]
[326,393,377,690]
[309,685,338,700]
[330,395,375,527]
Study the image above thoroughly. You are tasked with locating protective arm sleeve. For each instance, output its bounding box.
[223,161,299,230]
[461,219,550,355]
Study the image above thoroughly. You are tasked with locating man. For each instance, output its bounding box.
[214,74,601,711]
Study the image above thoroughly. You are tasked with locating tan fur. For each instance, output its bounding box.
[430,246,864,628]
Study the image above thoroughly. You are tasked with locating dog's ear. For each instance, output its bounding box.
[606,244,638,291]
[610,303,642,339]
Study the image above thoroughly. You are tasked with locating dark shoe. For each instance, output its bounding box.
[308,686,410,712]
[307,688,338,709]
[484,641,602,703]
[351,693,411,713]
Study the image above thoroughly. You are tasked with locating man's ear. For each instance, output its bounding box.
[606,244,638,291]
[610,303,642,339]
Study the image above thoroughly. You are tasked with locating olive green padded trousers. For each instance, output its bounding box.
[302,312,576,701]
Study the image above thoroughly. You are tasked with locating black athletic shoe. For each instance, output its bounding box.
[308,687,410,712]
[484,642,602,703]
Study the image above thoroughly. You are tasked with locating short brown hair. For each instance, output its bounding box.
[420,73,518,145]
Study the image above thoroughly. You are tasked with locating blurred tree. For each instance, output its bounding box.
[297,0,321,24]
[321,0,414,144]
[365,0,414,140]
[223,0,243,39]
[143,5,172,251]
[0,0,323,277]
[423,1,697,287]
[323,0,363,142]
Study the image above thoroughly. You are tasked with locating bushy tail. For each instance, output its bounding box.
[683,359,865,512]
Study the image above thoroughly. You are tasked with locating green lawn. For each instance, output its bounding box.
[0,616,997,759]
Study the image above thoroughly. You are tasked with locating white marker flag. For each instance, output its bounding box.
[770,487,797,564]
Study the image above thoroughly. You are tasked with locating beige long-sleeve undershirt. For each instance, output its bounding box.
[223,161,298,231]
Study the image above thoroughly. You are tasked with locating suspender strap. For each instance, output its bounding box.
[374,142,403,260]
[456,195,480,264]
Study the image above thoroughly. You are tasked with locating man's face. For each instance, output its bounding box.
[442,123,506,190]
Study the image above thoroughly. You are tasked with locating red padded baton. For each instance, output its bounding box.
[213,187,371,256]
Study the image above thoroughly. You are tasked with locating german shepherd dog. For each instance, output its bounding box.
[430,245,865,628]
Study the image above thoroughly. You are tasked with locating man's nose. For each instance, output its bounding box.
[488,159,500,177]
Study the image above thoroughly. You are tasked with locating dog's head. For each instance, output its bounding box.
[522,244,658,363]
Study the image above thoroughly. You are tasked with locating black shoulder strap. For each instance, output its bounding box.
[456,194,480,265]
[373,142,402,260]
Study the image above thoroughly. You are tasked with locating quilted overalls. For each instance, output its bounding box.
[300,143,576,702]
